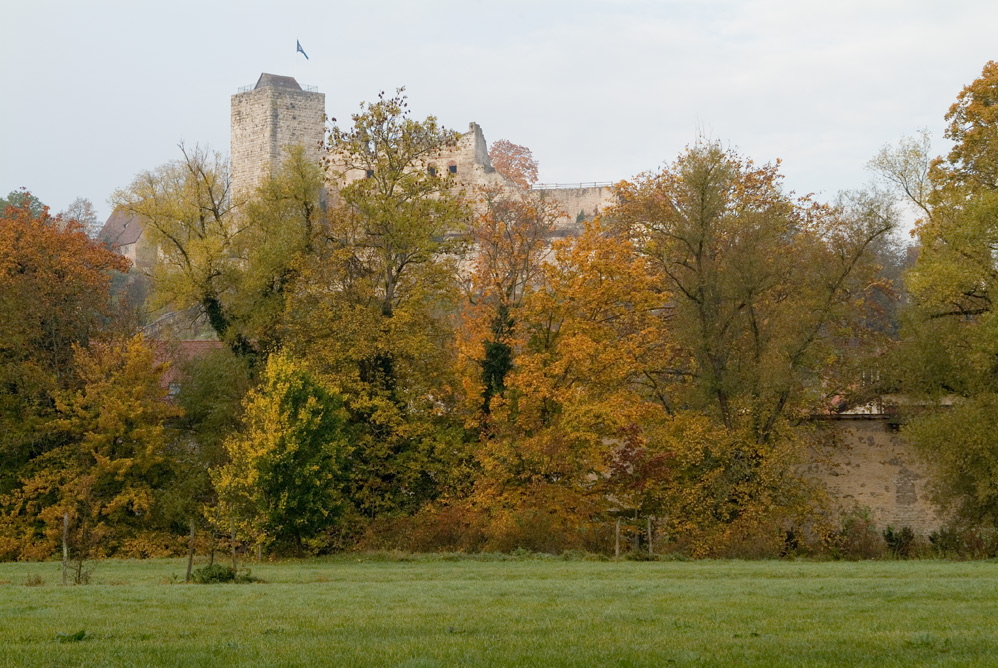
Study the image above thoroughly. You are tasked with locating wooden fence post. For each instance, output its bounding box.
[62,512,69,586]
[185,519,195,583]
[230,519,237,571]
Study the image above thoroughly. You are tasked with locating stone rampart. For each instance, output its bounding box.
[535,185,616,232]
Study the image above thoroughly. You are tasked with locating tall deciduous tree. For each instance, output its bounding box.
[113,144,248,354]
[114,143,327,363]
[611,141,893,442]
[286,90,472,521]
[234,144,328,355]
[0,196,129,494]
[213,353,348,554]
[875,62,998,527]
[606,142,891,552]
[60,197,101,239]
[469,221,673,550]
[460,185,560,415]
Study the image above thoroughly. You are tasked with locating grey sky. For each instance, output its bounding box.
[2,0,995,223]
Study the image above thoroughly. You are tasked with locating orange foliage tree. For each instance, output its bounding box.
[459,186,561,416]
[467,221,674,551]
[0,196,129,495]
[489,139,539,189]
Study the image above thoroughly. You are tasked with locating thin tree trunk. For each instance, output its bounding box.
[62,512,68,586]
[615,518,621,560]
[185,519,195,583]
[230,520,237,571]
[647,516,654,555]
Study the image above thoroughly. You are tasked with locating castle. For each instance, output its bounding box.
[97,74,947,538]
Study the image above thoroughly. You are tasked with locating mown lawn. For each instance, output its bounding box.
[1,556,996,667]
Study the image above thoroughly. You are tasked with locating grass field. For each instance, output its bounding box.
[1,555,997,667]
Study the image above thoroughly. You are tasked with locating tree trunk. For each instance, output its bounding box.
[230,520,237,571]
[61,512,68,586]
[185,519,195,583]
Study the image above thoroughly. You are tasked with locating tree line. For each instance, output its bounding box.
[3,64,998,561]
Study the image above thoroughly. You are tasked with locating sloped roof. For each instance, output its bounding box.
[255,73,302,90]
[97,207,145,247]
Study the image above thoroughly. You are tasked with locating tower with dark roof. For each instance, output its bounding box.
[230,73,325,198]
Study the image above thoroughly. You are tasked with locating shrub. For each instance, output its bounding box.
[883,525,915,559]
[826,509,886,560]
[929,527,998,559]
[191,564,237,584]
[23,573,44,587]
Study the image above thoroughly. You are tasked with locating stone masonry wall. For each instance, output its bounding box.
[809,417,946,535]
[536,186,616,232]
[231,86,325,198]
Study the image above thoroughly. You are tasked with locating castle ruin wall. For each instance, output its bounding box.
[809,417,947,535]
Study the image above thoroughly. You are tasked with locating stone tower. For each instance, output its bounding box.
[230,73,326,198]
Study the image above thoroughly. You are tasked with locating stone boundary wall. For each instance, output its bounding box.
[809,416,947,535]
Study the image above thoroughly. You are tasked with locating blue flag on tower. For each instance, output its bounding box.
[296,40,309,60]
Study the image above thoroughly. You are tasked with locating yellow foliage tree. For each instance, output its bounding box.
[0,335,181,562]
[213,353,348,555]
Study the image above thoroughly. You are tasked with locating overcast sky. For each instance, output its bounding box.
[2,0,996,223]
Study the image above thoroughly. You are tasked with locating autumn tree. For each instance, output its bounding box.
[113,144,250,352]
[460,185,560,415]
[874,62,998,527]
[0,335,181,561]
[608,142,892,551]
[0,197,129,496]
[114,143,327,363]
[468,221,673,550]
[213,353,348,555]
[285,90,472,522]
[488,139,539,189]
[612,141,894,440]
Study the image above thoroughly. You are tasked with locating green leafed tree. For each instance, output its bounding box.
[213,353,348,555]
[0,189,45,218]
[283,89,473,522]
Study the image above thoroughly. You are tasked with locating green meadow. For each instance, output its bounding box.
[1,556,997,667]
